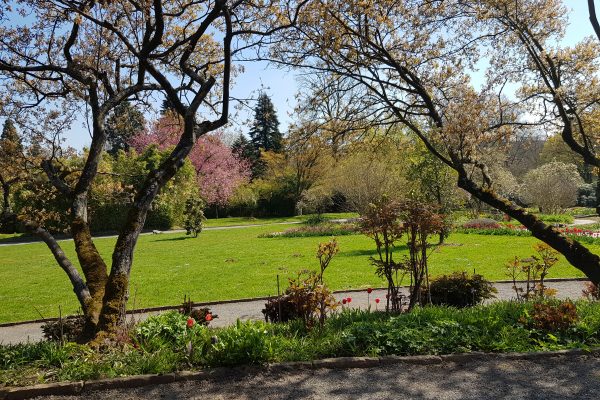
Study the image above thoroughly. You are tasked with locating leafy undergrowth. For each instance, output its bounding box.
[2,301,600,387]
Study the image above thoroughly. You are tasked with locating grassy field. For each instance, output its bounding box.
[0,222,591,323]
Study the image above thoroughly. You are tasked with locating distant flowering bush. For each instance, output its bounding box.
[259,223,358,238]
[462,218,501,230]
[458,223,600,244]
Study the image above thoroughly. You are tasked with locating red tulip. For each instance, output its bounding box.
[186,317,195,328]
[347,297,352,303]
[367,288,373,294]
[342,299,347,305]
[205,313,213,322]
[375,298,380,304]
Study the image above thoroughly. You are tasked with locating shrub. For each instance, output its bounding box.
[41,316,85,343]
[304,214,327,225]
[519,301,578,332]
[506,243,559,301]
[183,198,206,237]
[537,213,574,224]
[133,311,205,350]
[462,218,501,230]
[582,282,600,301]
[422,272,497,308]
[262,239,339,328]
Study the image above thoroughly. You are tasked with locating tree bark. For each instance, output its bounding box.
[457,175,600,284]
[98,119,201,333]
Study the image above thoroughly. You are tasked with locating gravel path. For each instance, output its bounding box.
[0,280,589,345]
[31,353,600,399]
[571,219,597,226]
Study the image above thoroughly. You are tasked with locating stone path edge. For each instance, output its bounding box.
[1,348,599,400]
[0,277,590,328]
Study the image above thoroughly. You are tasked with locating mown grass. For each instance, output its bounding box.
[0,220,593,323]
[2,301,600,387]
[0,213,358,245]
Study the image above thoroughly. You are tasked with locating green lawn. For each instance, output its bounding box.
[0,224,591,323]
[202,212,357,227]
[0,213,358,244]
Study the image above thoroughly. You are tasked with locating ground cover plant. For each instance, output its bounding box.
[2,300,600,387]
[0,224,594,323]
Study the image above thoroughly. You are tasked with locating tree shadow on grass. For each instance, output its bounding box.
[153,236,195,242]
[344,244,408,258]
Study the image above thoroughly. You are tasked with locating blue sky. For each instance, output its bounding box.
[58,1,595,149]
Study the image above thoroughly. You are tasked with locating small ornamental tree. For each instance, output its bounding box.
[184,197,206,238]
[359,196,405,312]
[360,197,447,312]
[398,201,447,310]
[521,162,583,213]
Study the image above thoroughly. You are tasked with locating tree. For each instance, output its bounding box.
[324,136,410,214]
[183,197,206,238]
[270,0,600,284]
[131,115,251,207]
[232,133,259,168]
[0,119,24,231]
[105,101,146,155]
[521,162,583,214]
[249,93,283,153]
[247,92,283,178]
[0,0,301,339]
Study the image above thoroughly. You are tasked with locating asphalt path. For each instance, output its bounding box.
[31,353,600,399]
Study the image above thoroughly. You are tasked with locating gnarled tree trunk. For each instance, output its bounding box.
[457,175,600,285]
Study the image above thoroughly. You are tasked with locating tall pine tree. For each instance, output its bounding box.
[105,101,145,155]
[249,93,282,153]
[0,119,23,231]
[1,119,22,154]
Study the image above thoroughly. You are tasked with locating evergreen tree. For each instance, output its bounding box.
[0,119,23,231]
[232,134,256,161]
[161,97,177,115]
[1,119,22,155]
[105,101,145,155]
[249,93,283,153]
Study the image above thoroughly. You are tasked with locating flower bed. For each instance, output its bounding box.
[258,223,358,238]
[457,223,600,244]
[2,301,600,387]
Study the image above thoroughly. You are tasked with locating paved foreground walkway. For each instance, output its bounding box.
[0,280,588,345]
[31,353,600,399]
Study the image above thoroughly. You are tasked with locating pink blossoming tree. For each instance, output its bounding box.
[131,115,250,206]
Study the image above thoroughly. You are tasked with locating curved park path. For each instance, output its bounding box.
[0,279,589,345]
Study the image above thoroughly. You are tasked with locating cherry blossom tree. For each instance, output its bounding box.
[131,115,250,207]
